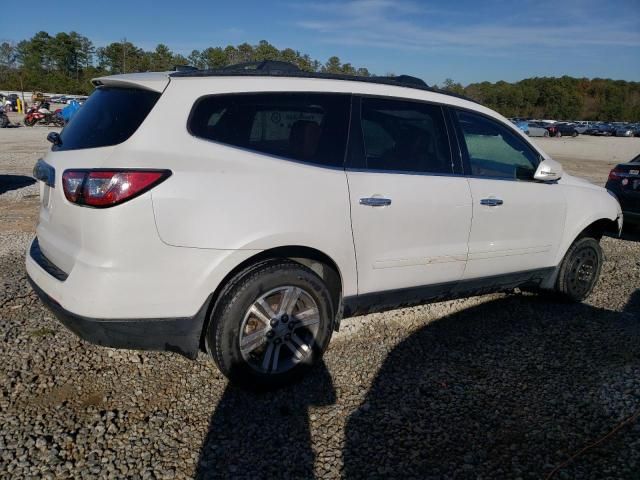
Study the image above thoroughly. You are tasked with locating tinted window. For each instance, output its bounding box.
[56,87,160,151]
[189,93,350,167]
[456,110,538,180]
[360,98,452,173]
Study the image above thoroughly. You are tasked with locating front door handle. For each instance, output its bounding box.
[480,198,504,207]
[360,197,392,207]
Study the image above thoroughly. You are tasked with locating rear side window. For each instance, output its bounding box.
[359,97,452,174]
[56,87,160,151]
[189,93,350,167]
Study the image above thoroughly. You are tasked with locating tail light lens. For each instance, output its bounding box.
[62,170,171,207]
[608,168,623,181]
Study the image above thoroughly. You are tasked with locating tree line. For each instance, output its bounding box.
[0,31,638,121]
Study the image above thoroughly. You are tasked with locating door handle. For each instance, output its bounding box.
[360,197,392,207]
[480,198,503,207]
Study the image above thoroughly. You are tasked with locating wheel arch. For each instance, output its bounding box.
[199,245,345,351]
[541,216,619,289]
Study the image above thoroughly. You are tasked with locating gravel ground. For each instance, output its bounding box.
[0,129,639,479]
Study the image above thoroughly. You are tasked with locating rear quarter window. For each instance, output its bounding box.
[55,87,160,151]
[188,93,351,167]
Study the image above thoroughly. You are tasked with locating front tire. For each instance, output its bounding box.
[206,259,335,389]
[555,237,603,302]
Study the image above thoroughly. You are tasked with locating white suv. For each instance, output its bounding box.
[27,62,622,388]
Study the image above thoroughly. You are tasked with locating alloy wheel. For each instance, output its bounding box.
[239,286,321,374]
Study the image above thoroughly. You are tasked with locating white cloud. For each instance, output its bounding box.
[293,0,640,53]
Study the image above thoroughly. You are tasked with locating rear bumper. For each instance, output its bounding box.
[28,275,209,359]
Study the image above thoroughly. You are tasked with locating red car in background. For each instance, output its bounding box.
[545,122,579,137]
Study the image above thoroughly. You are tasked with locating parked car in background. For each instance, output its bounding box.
[606,153,640,230]
[615,126,636,137]
[5,94,19,111]
[586,124,616,136]
[27,62,622,388]
[546,122,578,138]
[525,122,549,137]
[515,121,529,135]
[0,105,9,128]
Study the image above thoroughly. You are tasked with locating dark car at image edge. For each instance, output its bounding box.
[606,153,640,229]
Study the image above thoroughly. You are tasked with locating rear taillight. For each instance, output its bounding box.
[608,168,623,181]
[62,170,171,207]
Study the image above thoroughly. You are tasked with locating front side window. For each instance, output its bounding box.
[455,109,539,180]
[189,93,350,167]
[359,97,452,174]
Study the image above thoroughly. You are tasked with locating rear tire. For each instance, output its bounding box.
[556,130,562,138]
[543,131,549,137]
[24,117,36,127]
[572,131,578,137]
[206,259,334,389]
[555,237,603,302]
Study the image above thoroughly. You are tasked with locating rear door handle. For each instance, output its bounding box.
[480,198,503,207]
[360,197,392,207]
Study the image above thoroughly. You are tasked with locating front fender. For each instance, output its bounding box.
[541,183,621,290]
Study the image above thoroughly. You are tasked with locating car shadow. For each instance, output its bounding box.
[195,361,336,479]
[343,291,640,478]
[0,174,36,195]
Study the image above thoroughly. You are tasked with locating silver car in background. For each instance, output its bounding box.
[526,122,550,137]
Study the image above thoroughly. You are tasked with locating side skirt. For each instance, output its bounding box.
[342,267,555,318]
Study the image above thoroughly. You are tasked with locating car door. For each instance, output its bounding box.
[450,108,567,280]
[346,96,473,295]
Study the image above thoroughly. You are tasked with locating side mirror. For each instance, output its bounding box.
[534,158,563,182]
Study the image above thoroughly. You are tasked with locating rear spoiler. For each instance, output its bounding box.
[91,72,170,93]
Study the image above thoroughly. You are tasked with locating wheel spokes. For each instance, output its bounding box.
[240,328,268,354]
[240,285,320,374]
[248,304,272,326]
[278,286,300,316]
[262,343,275,371]
[286,333,310,360]
[295,307,320,328]
[256,298,277,320]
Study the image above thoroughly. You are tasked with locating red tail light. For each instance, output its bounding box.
[608,168,623,181]
[62,170,171,207]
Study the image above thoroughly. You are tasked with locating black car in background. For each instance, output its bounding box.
[585,123,616,136]
[606,153,640,230]
[546,122,579,137]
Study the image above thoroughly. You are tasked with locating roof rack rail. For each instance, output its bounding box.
[223,61,301,73]
[174,65,199,72]
[170,63,477,104]
[386,74,428,88]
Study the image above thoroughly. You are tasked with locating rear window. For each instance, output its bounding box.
[189,93,351,167]
[55,87,160,151]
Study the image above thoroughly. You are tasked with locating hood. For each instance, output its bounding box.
[559,173,604,191]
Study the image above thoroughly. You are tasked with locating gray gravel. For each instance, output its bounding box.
[1,134,639,479]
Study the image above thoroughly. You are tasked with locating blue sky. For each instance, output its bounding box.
[3,0,639,85]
